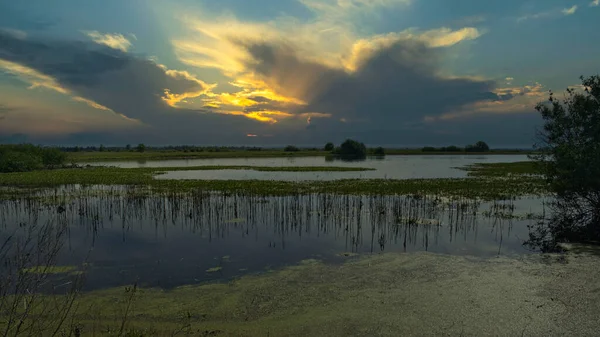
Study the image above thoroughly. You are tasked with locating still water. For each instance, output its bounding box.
[91,154,530,180]
[0,187,546,291]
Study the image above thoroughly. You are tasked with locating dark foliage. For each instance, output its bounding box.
[465,141,490,152]
[0,144,67,173]
[372,147,385,156]
[284,145,300,152]
[333,139,367,158]
[526,75,600,250]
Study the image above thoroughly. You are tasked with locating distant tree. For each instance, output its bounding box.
[324,142,335,151]
[373,147,385,156]
[284,145,300,152]
[422,146,437,152]
[99,144,105,152]
[335,139,367,158]
[527,75,600,248]
[136,143,146,153]
[442,145,462,152]
[126,144,131,151]
[474,141,490,152]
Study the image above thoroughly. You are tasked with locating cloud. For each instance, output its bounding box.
[516,10,555,22]
[562,5,578,15]
[238,37,497,131]
[85,31,133,52]
[0,30,273,143]
[173,2,486,131]
[430,83,546,120]
[591,0,599,7]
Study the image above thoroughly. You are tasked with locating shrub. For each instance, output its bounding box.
[0,144,66,173]
[324,142,335,151]
[284,145,300,152]
[373,147,385,156]
[335,139,367,158]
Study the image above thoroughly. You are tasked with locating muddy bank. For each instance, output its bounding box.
[45,250,598,336]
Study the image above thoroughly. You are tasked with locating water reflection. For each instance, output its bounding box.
[0,186,545,290]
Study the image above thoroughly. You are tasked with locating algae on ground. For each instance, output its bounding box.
[21,265,78,275]
[206,266,223,273]
[8,252,600,336]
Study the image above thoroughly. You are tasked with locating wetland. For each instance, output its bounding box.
[2,154,597,336]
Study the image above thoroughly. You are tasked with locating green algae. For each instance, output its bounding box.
[206,267,223,273]
[21,265,78,275]
[6,251,600,336]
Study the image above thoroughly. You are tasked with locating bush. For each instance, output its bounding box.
[0,144,66,173]
[422,146,437,152]
[465,141,490,152]
[373,147,385,156]
[527,75,600,248]
[334,139,367,158]
[324,142,335,151]
[136,143,146,153]
[441,145,462,152]
[284,145,300,152]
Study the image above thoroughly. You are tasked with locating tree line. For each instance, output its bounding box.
[422,141,490,153]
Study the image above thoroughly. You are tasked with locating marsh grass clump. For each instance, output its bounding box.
[459,161,541,178]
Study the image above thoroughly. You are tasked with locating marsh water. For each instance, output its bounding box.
[90,154,529,180]
[1,185,546,291]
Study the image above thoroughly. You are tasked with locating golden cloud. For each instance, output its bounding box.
[85,31,133,52]
[0,59,120,113]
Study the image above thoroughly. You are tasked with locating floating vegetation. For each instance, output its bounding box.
[21,265,78,275]
[459,161,541,178]
[206,267,222,273]
[337,252,359,257]
[0,166,547,200]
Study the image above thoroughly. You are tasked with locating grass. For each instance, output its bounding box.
[68,150,331,162]
[0,165,547,200]
[146,165,375,172]
[68,149,535,162]
[21,266,78,275]
[459,161,541,177]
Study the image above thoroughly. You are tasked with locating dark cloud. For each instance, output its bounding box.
[241,39,499,126]
[0,31,270,143]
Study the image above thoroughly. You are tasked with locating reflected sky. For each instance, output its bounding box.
[1,188,547,291]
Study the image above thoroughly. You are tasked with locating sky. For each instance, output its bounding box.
[0,0,598,147]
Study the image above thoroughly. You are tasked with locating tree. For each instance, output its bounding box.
[324,142,335,151]
[99,144,105,152]
[373,147,385,156]
[126,144,131,151]
[136,143,146,153]
[284,145,300,152]
[335,139,367,158]
[465,141,490,152]
[529,75,600,247]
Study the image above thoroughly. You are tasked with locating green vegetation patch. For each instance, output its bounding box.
[0,164,547,200]
[167,165,375,172]
[68,150,332,162]
[206,267,223,273]
[459,161,541,178]
[21,265,78,275]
